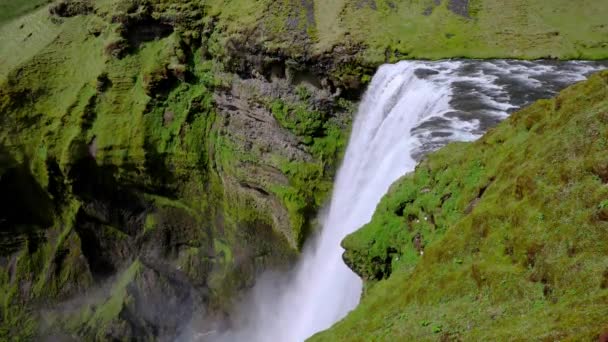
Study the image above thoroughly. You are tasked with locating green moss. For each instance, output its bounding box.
[0,295,37,340]
[0,199,89,339]
[144,213,157,233]
[0,3,307,338]
[311,71,608,341]
[1,249,38,340]
[51,260,142,336]
[177,246,209,282]
[144,194,199,218]
[214,239,233,266]
[332,63,374,89]
[270,99,326,144]
[264,93,350,245]
[91,261,141,326]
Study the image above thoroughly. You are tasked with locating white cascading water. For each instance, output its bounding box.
[208,60,605,342]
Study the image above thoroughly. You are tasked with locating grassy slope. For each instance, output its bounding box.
[205,0,608,61]
[311,71,608,341]
[2,0,608,82]
[0,0,50,26]
[336,0,608,61]
[0,3,62,81]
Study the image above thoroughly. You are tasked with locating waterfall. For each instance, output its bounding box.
[206,60,605,342]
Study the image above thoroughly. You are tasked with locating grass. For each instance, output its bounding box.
[1,0,607,339]
[2,0,608,83]
[198,0,608,62]
[323,0,608,61]
[342,0,608,60]
[310,70,608,341]
[0,4,62,81]
[0,0,50,27]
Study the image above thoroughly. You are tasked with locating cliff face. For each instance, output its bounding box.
[312,71,608,341]
[1,0,607,340]
[0,1,353,339]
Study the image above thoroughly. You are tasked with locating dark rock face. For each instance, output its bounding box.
[116,262,204,340]
[342,243,398,282]
[0,153,53,257]
[0,165,54,230]
[356,0,377,10]
[125,20,175,47]
[217,19,372,98]
[448,0,470,18]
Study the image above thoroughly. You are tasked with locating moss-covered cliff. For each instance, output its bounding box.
[312,70,608,341]
[0,0,352,339]
[1,0,607,340]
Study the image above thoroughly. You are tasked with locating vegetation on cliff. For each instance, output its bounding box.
[312,71,608,341]
[0,0,351,339]
[1,0,607,340]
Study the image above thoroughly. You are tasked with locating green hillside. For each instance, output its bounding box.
[200,0,608,60]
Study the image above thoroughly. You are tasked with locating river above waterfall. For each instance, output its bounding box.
[199,59,607,342]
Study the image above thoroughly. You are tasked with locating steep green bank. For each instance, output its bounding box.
[312,71,608,341]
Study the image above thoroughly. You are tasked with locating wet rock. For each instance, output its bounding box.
[415,68,440,79]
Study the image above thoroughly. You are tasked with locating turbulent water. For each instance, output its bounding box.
[206,60,606,342]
